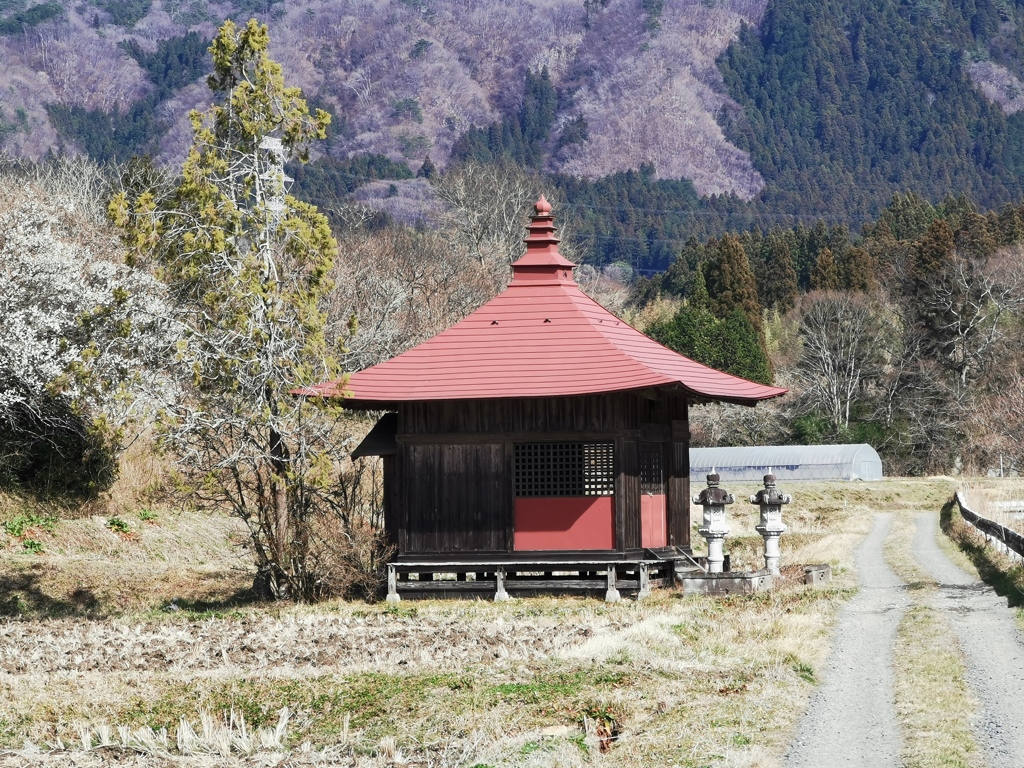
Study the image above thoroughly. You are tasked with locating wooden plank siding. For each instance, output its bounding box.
[617,439,641,549]
[402,393,660,436]
[393,392,692,556]
[401,442,509,554]
[667,417,692,548]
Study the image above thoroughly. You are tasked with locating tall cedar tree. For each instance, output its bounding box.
[704,234,762,332]
[758,230,799,311]
[810,248,840,290]
[111,20,347,601]
[648,265,773,385]
[839,247,877,292]
[912,219,955,293]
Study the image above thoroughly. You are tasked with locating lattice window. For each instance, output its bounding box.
[514,442,615,497]
[639,443,664,495]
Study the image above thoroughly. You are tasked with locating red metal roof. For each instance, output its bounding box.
[298,197,787,406]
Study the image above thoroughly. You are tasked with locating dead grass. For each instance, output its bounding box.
[0,507,251,618]
[0,478,957,766]
[884,510,983,768]
[957,480,1024,537]
[0,587,851,766]
[893,605,983,768]
[941,494,1024,619]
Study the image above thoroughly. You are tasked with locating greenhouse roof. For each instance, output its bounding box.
[690,444,883,482]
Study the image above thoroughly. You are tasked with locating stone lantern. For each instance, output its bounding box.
[693,472,733,573]
[750,473,790,575]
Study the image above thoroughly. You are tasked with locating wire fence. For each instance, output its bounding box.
[955,490,1024,563]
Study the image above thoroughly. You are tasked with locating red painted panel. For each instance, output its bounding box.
[641,494,667,548]
[514,496,614,551]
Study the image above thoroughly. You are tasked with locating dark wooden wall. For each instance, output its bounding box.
[396,442,510,553]
[402,392,687,436]
[668,421,691,548]
[392,391,691,555]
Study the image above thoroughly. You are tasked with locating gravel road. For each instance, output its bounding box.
[912,512,1024,768]
[784,513,910,768]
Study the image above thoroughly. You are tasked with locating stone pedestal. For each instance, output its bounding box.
[756,526,784,575]
[605,564,621,603]
[702,531,728,574]
[386,564,401,603]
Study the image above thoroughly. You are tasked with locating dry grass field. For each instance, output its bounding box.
[0,476,1005,767]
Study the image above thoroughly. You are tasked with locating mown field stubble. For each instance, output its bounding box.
[0,478,982,767]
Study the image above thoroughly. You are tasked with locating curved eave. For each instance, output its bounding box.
[295,380,787,409]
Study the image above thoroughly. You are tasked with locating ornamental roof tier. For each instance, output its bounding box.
[297,196,788,407]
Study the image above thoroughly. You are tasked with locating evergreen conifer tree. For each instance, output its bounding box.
[110,19,352,601]
[417,154,437,179]
[839,247,877,292]
[759,230,798,311]
[704,234,762,331]
[810,248,840,290]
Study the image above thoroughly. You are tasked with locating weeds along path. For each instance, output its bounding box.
[784,513,909,768]
[913,512,1024,768]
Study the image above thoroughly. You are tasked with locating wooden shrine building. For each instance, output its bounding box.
[299,198,785,600]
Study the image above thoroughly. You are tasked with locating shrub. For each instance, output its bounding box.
[22,539,43,554]
[106,516,130,534]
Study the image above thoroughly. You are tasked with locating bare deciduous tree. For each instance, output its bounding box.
[432,160,546,269]
[917,248,1024,391]
[793,291,883,430]
[331,226,504,370]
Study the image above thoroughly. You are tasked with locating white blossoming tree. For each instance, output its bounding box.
[0,160,171,496]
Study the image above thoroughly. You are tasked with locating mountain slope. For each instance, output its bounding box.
[5,0,1024,241]
[718,0,1024,220]
[0,0,766,198]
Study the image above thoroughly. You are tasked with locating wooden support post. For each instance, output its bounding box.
[605,564,621,603]
[495,567,510,602]
[386,564,400,604]
[638,562,651,600]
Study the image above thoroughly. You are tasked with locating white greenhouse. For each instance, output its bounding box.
[690,444,883,482]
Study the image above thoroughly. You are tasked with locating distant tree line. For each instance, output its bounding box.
[634,190,1024,474]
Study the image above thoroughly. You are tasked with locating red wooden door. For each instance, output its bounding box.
[640,443,667,548]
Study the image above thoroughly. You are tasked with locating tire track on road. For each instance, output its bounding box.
[784,513,909,768]
[913,512,1024,768]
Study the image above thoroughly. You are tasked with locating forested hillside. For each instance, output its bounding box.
[718,0,1024,222]
[9,0,1024,267]
[0,0,765,197]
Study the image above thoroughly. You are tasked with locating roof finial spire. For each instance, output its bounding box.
[510,193,574,282]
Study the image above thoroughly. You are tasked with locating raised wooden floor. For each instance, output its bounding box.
[386,548,707,602]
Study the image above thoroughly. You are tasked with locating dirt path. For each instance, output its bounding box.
[912,512,1024,768]
[784,513,909,768]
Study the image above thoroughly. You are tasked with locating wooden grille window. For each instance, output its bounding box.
[639,443,664,495]
[514,442,614,497]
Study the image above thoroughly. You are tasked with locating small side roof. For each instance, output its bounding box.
[297,198,787,407]
[351,412,397,459]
